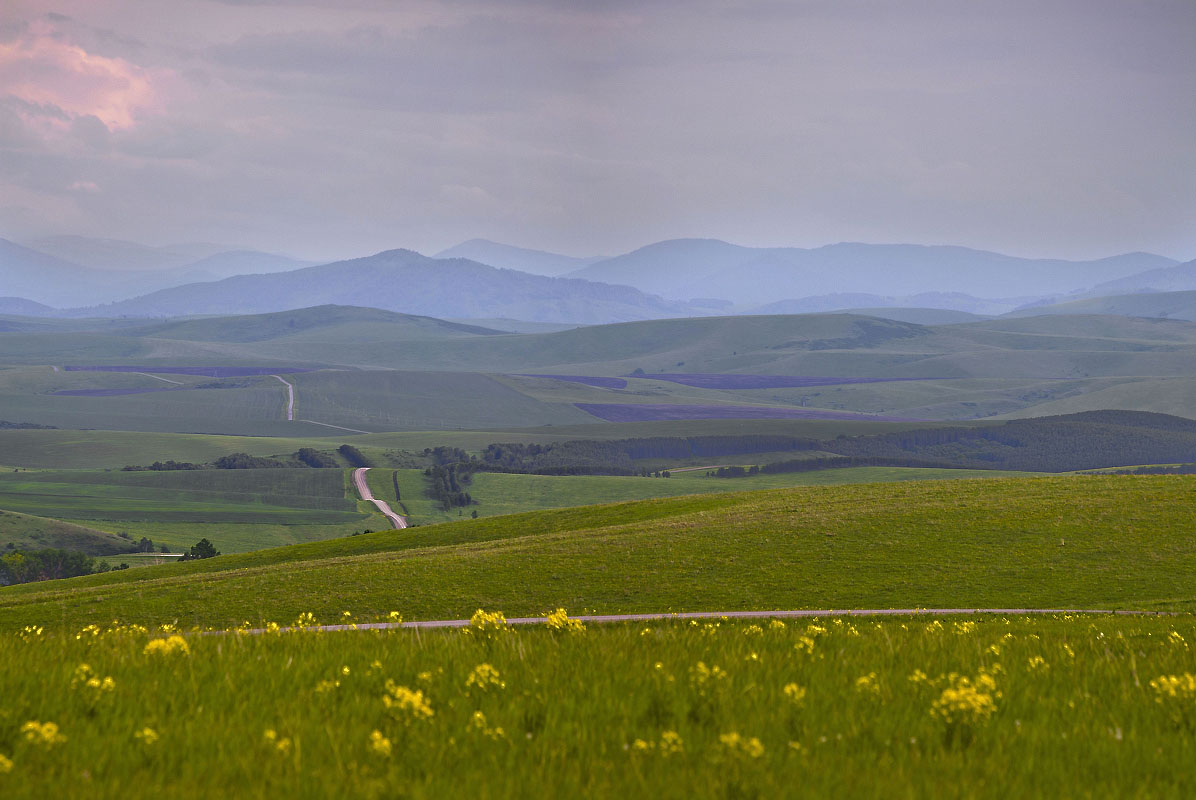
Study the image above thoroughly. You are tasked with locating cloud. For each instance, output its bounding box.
[0,17,165,133]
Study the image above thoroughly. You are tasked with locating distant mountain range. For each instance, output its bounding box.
[1,236,312,306]
[563,239,1178,305]
[5,232,1192,326]
[67,249,699,324]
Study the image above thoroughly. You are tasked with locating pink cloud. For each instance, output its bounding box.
[0,19,164,131]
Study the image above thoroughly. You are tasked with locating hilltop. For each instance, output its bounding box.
[70,249,700,324]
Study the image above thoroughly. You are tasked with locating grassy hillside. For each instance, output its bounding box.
[1009,290,1196,321]
[0,509,136,555]
[2,475,1193,631]
[126,304,502,343]
[0,469,383,553]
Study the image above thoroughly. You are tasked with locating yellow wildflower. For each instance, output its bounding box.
[689,661,728,694]
[367,730,392,757]
[769,619,787,630]
[19,625,42,641]
[1027,656,1049,672]
[387,611,403,623]
[1063,644,1075,659]
[794,636,817,655]
[545,608,586,633]
[465,609,509,637]
[719,732,764,759]
[295,612,317,629]
[1168,631,1188,648]
[143,635,190,657]
[263,729,292,756]
[659,731,683,755]
[855,673,880,697]
[909,670,929,684]
[953,621,976,635]
[744,624,764,636]
[465,663,506,692]
[924,620,944,633]
[21,721,66,748]
[134,728,158,745]
[930,675,997,727]
[783,683,807,704]
[1149,673,1196,725]
[467,711,506,740]
[382,681,434,721]
[0,753,11,773]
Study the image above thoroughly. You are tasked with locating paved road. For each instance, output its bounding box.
[353,467,408,529]
[271,375,295,420]
[236,607,1170,635]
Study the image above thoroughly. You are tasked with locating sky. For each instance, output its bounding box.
[1,0,1194,263]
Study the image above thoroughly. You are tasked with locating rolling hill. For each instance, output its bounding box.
[1006,289,1196,321]
[2,475,1194,631]
[69,249,700,324]
[126,304,504,343]
[567,239,1175,305]
[1084,257,1196,296]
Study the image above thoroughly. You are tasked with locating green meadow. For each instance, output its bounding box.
[1,614,1193,798]
[2,476,1194,633]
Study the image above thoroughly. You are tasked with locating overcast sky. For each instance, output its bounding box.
[1,0,1193,262]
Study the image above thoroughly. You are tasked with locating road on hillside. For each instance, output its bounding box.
[229,607,1170,636]
[271,374,295,420]
[353,467,408,529]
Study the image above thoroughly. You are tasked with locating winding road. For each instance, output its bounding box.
[271,375,295,420]
[353,467,408,529]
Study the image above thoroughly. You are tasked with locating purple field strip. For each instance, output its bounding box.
[574,403,923,422]
[517,374,629,389]
[638,374,933,390]
[51,387,192,397]
[64,366,315,377]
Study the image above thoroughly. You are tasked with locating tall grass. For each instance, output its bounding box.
[1,613,1193,798]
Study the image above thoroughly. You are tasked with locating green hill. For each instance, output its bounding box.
[1007,290,1196,321]
[127,304,503,343]
[0,509,137,555]
[2,475,1192,631]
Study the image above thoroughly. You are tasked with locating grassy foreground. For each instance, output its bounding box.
[1,614,1194,798]
[2,475,1195,631]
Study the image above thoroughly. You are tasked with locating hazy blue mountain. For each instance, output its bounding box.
[0,297,56,316]
[433,239,604,277]
[568,239,1177,304]
[67,249,701,324]
[1004,289,1196,321]
[175,250,314,281]
[0,239,135,306]
[1084,258,1196,296]
[24,235,231,271]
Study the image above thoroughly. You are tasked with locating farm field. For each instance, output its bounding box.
[0,418,952,469]
[0,469,383,553]
[4,310,1196,436]
[1,614,1193,798]
[2,475,1194,632]
[396,467,1043,524]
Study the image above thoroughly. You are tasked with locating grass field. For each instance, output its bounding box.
[0,419,955,469]
[1,614,1193,798]
[0,469,380,553]
[2,475,1193,632]
[0,510,134,556]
